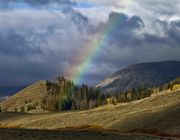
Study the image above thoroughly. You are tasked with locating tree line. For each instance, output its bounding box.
[41,76,107,111]
[0,76,164,113]
[115,86,153,102]
[41,76,156,112]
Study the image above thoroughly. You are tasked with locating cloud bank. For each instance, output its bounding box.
[0,0,179,86]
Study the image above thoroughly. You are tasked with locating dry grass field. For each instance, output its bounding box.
[0,81,47,112]
[0,89,180,140]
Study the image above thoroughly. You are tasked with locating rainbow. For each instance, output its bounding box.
[69,12,126,85]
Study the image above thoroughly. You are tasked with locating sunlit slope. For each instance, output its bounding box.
[0,89,180,136]
[111,99,180,134]
[0,81,47,112]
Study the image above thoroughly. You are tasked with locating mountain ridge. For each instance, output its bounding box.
[96,61,180,94]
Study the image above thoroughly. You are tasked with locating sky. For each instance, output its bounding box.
[0,0,180,87]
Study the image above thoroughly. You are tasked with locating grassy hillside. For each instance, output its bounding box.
[0,89,180,139]
[0,81,47,112]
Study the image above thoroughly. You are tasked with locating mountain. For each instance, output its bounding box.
[96,61,180,94]
[0,81,47,112]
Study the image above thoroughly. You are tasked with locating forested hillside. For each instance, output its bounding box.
[1,76,179,113]
[41,76,107,111]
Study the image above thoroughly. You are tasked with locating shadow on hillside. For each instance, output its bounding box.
[0,112,29,121]
[111,102,180,139]
[0,127,166,140]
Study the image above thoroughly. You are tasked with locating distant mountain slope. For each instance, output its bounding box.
[0,81,47,112]
[96,61,180,94]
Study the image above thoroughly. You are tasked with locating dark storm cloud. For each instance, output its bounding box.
[108,12,144,29]
[0,7,180,88]
[0,30,70,87]
[0,7,89,86]
[92,12,180,80]
[0,57,59,86]
[106,12,144,46]
[171,20,180,27]
[103,12,179,48]
[142,20,180,47]
[0,31,42,56]
[168,21,180,43]
[62,8,89,32]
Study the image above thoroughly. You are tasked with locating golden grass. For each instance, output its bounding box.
[0,81,47,112]
[0,89,180,139]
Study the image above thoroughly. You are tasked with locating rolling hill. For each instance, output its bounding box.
[0,61,180,139]
[0,81,47,112]
[0,76,180,139]
[96,61,180,94]
[0,88,180,139]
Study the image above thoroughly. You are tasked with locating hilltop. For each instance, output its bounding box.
[0,81,47,112]
[96,61,180,94]
[0,77,106,113]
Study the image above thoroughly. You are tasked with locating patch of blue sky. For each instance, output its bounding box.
[0,2,34,10]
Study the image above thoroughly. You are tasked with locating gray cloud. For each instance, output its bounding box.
[88,12,180,84]
[107,12,144,45]
[62,8,89,32]
[0,31,42,56]
[0,1,90,86]
[0,0,180,88]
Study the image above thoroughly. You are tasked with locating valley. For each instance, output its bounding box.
[0,62,180,140]
[0,0,180,139]
[0,89,180,140]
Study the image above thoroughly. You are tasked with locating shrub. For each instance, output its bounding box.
[112,98,117,105]
[27,105,36,111]
[25,100,28,104]
[14,107,18,112]
[20,106,25,112]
